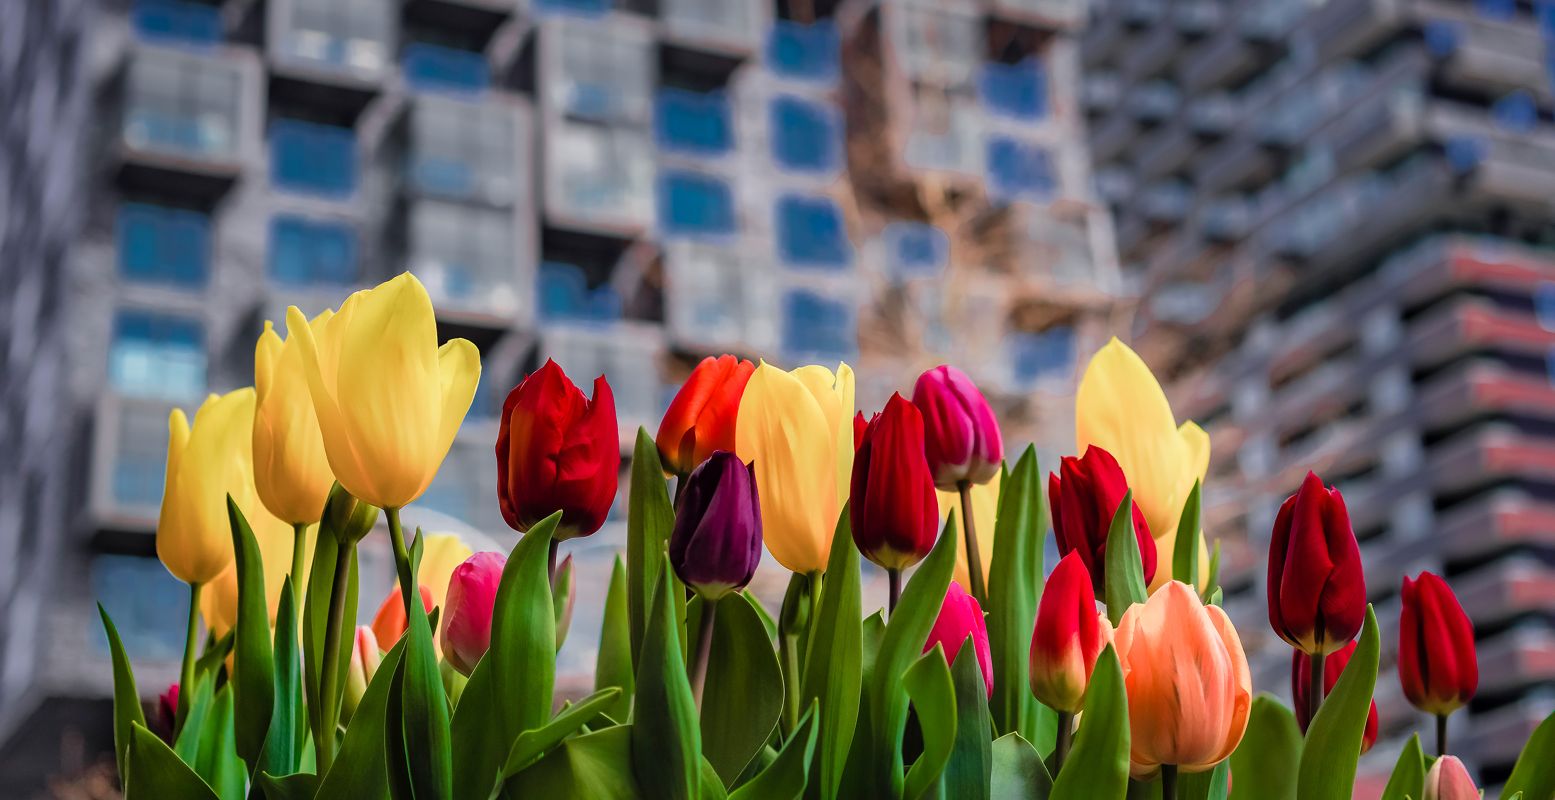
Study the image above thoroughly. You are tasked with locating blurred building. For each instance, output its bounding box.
[0,0,1119,789]
[1080,0,1555,790]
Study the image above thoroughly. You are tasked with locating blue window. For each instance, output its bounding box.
[659,171,737,238]
[133,0,222,45]
[93,555,190,661]
[271,119,357,197]
[109,310,205,400]
[782,289,855,360]
[1474,0,1516,20]
[767,20,840,82]
[270,216,358,287]
[656,89,732,155]
[403,43,489,94]
[884,222,948,278]
[1010,327,1075,385]
[1491,90,1537,133]
[987,137,1057,201]
[538,262,622,323]
[1541,1,1555,36]
[776,195,851,269]
[534,0,611,15]
[112,408,168,510]
[770,96,839,173]
[118,203,209,287]
[979,59,1047,120]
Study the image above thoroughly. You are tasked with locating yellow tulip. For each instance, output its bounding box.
[938,471,999,589]
[1075,339,1210,592]
[158,389,261,585]
[286,273,481,509]
[735,362,855,573]
[201,523,314,637]
[254,314,336,525]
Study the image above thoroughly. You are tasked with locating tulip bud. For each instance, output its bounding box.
[552,554,577,650]
[1267,472,1364,655]
[322,482,381,545]
[371,584,434,648]
[670,451,762,600]
[1049,446,1155,593]
[157,389,260,585]
[441,552,506,676]
[1423,756,1479,800]
[1114,581,1251,778]
[912,365,1003,489]
[1291,641,1377,753]
[925,582,993,696]
[656,355,756,476]
[342,626,380,723]
[850,394,939,571]
[253,316,336,525]
[497,359,620,541]
[1029,553,1113,714]
[852,411,866,451]
[1399,572,1477,716]
[157,683,179,743]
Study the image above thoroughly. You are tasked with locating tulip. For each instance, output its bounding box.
[1423,756,1479,800]
[1049,446,1155,594]
[911,365,1003,489]
[656,355,755,476]
[1029,553,1114,716]
[1399,572,1477,755]
[342,626,380,723]
[441,551,506,676]
[368,532,470,648]
[850,395,939,589]
[1267,472,1365,657]
[285,273,480,511]
[1291,641,1377,754]
[1114,581,1251,779]
[937,470,998,590]
[321,481,380,546]
[253,315,335,527]
[372,584,435,648]
[735,362,855,574]
[924,582,993,696]
[497,359,620,541]
[1076,339,1210,593]
[670,451,762,600]
[852,411,866,451]
[157,683,179,743]
[157,389,260,585]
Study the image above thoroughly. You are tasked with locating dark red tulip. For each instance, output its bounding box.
[912,365,1003,489]
[850,393,939,571]
[1048,446,1154,594]
[670,451,762,599]
[1267,471,1365,655]
[497,359,620,540]
[852,411,867,451]
[1399,572,1477,716]
[655,355,755,476]
[1292,641,1378,753]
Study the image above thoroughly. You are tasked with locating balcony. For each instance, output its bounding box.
[891,3,983,90]
[90,394,178,532]
[1297,0,1404,62]
[1175,18,1264,93]
[662,241,779,355]
[396,94,528,208]
[764,19,839,86]
[987,0,1085,31]
[658,0,762,60]
[780,284,857,363]
[543,120,654,235]
[401,199,527,323]
[537,15,655,127]
[266,0,394,120]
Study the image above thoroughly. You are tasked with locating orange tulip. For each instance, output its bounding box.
[1114,581,1251,778]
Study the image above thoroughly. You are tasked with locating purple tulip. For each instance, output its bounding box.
[912,365,1003,489]
[670,451,763,599]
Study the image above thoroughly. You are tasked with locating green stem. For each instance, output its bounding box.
[1308,650,1325,726]
[175,582,203,735]
[957,481,988,606]
[316,538,353,776]
[290,522,308,585]
[780,631,801,735]
[887,568,901,618]
[690,598,718,709]
[1054,711,1074,772]
[1161,763,1178,800]
[1436,713,1448,757]
[387,507,414,617]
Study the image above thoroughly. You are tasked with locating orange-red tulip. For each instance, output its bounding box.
[656,354,755,476]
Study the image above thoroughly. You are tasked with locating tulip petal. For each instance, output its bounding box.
[432,338,481,481]
[288,304,380,507]
[157,390,255,585]
[419,533,475,614]
[736,363,838,573]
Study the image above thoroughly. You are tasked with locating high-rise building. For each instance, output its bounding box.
[1080,0,1555,789]
[0,0,1118,790]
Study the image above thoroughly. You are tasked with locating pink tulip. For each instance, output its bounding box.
[924,581,993,696]
[1423,756,1478,800]
[440,552,506,676]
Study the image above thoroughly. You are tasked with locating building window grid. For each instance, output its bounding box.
[285,0,391,73]
[123,53,240,159]
[117,202,209,287]
[108,309,206,401]
[409,102,514,204]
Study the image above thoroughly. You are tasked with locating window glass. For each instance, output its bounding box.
[109,310,205,400]
[271,119,357,197]
[124,50,240,159]
[658,171,736,238]
[770,95,838,173]
[782,289,855,360]
[112,403,171,509]
[766,20,839,82]
[269,216,358,287]
[408,201,517,312]
[403,43,489,94]
[656,88,732,156]
[118,203,209,287]
[408,100,515,204]
[776,195,851,269]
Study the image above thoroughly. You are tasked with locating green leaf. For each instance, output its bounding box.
[398,582,453,799]
[195,631,234,683]
[1501,711,1555,800]
[799,508,862,800]
[196,685,246,800]
[1102,492,1147,626]
[945,639,993,800]
[503,724,642,798]
[633,560,702,800]
[449,511,559,799]
[903,646,958,800]
[125,722,219,800]
[703,757,730,800]
[303,535,348,747]
[991,734,1051,799]
[595,555,635,723]
[174,671,213,766]
[257,579,303,778]
[1172,480,1202,587]
[1203,541,1222,602]
[501,687,624,778]
[777,571,814,740]
[316,638,405,797]
[1377,733,1425,800]
[227,496,276,770]
[257,772,320,800]
[985,450,1050,750]
[729,704,819,800]
[867,512,959,797]
[99,605,147,788]
[1296,605,1379,800]
[629,427,676,672]
[1228,694,1302,800]
[1051,645,1127,800]
[1180,759,1229,800]
[704,593,784,785]
[747,591,778,641]
[553,554,575,651]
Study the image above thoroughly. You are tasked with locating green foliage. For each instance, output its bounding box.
[902,646,957,800]
[395,581,453,798]
[1228,695,1302,800]
[628,428,676,672]
[317,639,406,797]
[703,593,784,785]
[1502,711,1555,800]
[595,556,636,722]
[991,734,1051,799]
[1296,605,1380,800]
[1172,480,1202,587]
[501,687,623,778]
[799,510,862,800]
[1378,734,1425,800]
[126,723,218,800]
[227,497,276,769]
[632,560,702,800]
[944,640,993,800]
[728,704,819,800]
[984,449,1051,749]
[1103,492,1148,625]
[100,605,146,789]
[1051,645,1128,800]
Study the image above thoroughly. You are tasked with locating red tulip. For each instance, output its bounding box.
[925,581,993,695]
[912,365,1003,489]
[1029,553,1113,714]
[1291,641,1377,753]
[1267,472,1365,655]
[850,393,939,571]
[371,584,434,648]
[157,683,179,743]
[497,359,620,540]
[1048,446,1154,594]
[441,552,506,676]
[1399,572,1477,716]
[852,411,866,451]
[656,355,755,476]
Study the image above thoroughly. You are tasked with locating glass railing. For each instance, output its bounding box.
[132,0,222,45]
[538,262,623,324]
[93,555,189,661]
[551,122,654,225]
[403,43,489,95]
[271,119,357,198]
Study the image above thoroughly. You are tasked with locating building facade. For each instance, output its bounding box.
[1080,0,1555,789]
